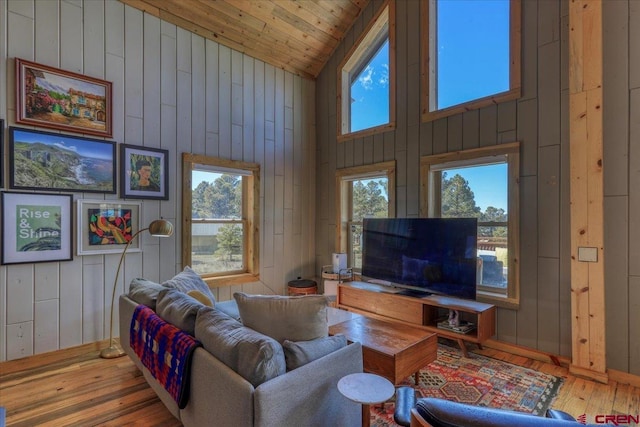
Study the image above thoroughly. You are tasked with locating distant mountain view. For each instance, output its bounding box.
[13,141,114,192]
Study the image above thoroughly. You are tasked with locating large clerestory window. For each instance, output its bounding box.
[338,0,395,141]
[421,0,521,122]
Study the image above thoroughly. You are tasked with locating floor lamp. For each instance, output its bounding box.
[100,219,174,359]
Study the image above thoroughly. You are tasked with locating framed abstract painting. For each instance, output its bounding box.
[77,199,141,255]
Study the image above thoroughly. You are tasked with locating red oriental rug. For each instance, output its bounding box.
[370,343,565,426]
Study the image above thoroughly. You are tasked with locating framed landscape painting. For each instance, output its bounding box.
[120,144,169,200]
[9,127,116,193]
[1,192,73,265]
[77,200,141,255]
[15,58,113,137]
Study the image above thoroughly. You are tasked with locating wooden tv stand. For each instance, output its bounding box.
[336,282,496,357]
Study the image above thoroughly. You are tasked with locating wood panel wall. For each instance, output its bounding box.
[316,0,639,376]
[0,0,316,362]
[602,1,640,376]
[316,0,572,359]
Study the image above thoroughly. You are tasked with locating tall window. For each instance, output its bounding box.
[421,143,520,307]
[421,0,521,121]
[338,0,395,141]
[182,154,259,287]
[336,162,396,271]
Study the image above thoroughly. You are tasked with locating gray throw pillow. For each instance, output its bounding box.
[233,292,328,343]
[195,307,286,387]
[162,266,216,305]
[128,278,166,310]
[156,288,204,335]
[283,335,347,370]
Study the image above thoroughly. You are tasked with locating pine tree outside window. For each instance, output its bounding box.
[336,162,396,271]
[182,154,259,286]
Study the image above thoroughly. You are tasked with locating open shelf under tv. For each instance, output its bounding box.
[336,281,496,357]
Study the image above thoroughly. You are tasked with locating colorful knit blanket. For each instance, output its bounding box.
[130,305,201,409]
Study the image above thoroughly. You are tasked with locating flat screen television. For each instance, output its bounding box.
[361,218,478,300]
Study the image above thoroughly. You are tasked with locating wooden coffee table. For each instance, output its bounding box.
[329,315,437,385]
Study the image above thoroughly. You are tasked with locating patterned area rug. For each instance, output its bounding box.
[371,343,565,426]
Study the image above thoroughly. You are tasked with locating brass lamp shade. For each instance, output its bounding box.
[100,219,174,359]
[149,219,174,237]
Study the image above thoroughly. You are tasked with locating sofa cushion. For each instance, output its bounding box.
[162,266,216,305]
[282,335,347,370]
[128,278,166,310]
[187,290,214,307]
[196,307,286,387]
[215,299,241,321]
[156,288,203,335]
[233,292,328,343]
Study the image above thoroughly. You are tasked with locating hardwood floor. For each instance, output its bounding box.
[1,342,639,426]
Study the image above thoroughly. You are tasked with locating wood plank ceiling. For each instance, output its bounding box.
[120,0,371,80]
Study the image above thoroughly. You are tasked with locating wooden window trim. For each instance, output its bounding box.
[420,0,521,123]
[337,0,396,142]
[420,142,520,308]
[335,161,396,254]
[182,153,260,287]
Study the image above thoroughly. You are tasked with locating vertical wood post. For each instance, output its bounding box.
[568,0,608,383]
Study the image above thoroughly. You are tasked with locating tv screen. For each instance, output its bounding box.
[361,218,478,300]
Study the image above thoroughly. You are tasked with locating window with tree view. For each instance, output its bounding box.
[421,143,520,305]
[182,154,259,285]
[440,166,508,293]
[191,170,245,275]
[336,161,395,272]
[349,177,389,270]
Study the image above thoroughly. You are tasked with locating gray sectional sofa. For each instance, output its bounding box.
[118,268,363,427]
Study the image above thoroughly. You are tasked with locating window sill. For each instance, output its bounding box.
[422,87,521,123]
[476,290,519,310]
[202,273,260,288]
[337,122,396,143]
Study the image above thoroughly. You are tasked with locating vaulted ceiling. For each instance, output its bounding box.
[120,0,371,80]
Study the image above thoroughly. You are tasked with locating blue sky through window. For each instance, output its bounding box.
[445,163,508,212]
[437,0,510,109]
[347,0,510,215]
[350,39,390,133]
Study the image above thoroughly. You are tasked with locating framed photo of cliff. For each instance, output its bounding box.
[1,191,73,265]
[120,144,169,200]
[15,58,113,138]
[9,127,116,194]
[77,199,141,255]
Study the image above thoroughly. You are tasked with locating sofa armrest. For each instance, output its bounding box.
[412,398,590,427]
[546,409,578,421]
[253,342,363,427]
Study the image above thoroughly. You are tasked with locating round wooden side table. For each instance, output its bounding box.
[337,372,395,427]
[287,278,318,296]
